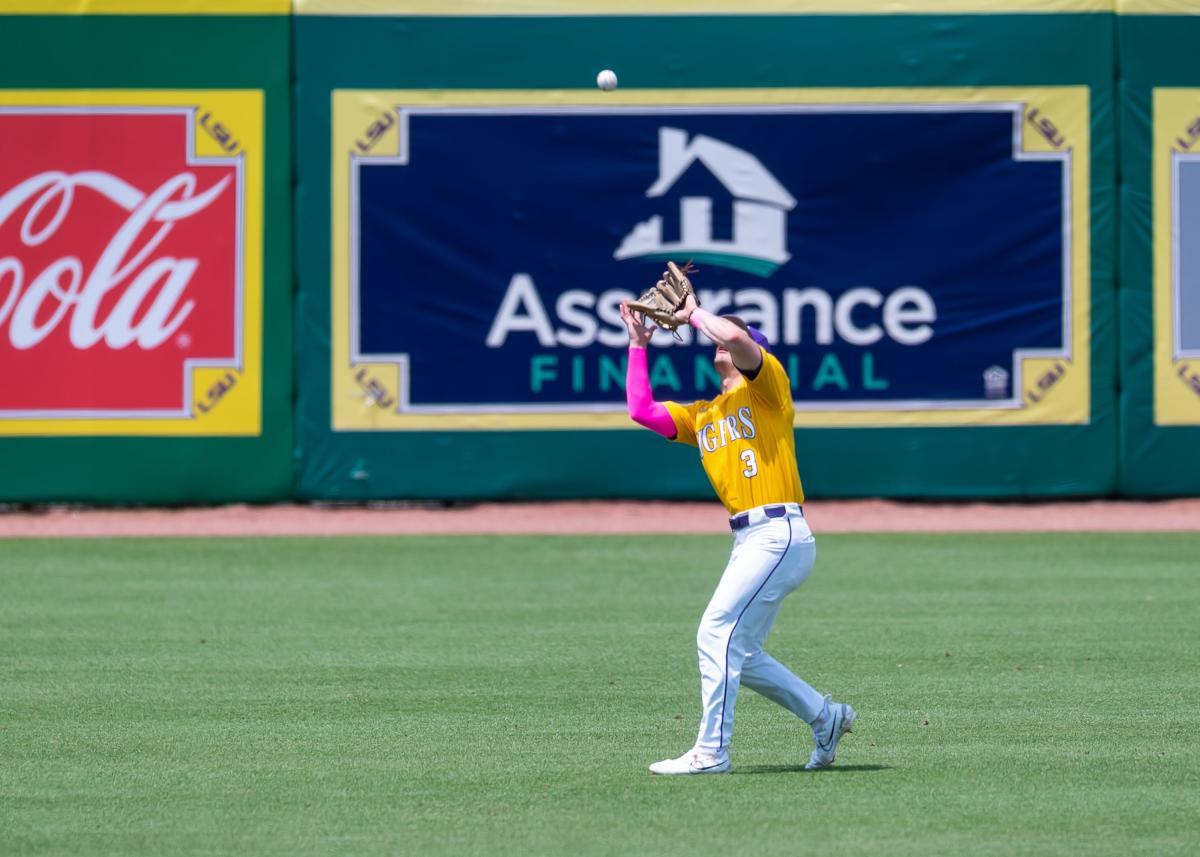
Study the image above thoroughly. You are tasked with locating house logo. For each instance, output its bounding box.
[983,365,1010,399]
[614,127,797,277]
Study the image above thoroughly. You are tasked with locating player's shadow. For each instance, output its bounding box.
[733,764,891,775]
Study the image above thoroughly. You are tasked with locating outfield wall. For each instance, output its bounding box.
[0,1,1196,502]
[1117,0,1200,495]
[293,2,1117,500]
[0,1,294,503]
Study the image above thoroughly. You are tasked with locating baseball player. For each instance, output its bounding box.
[619,273,856,776]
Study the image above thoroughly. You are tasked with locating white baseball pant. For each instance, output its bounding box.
[693,503,825,751]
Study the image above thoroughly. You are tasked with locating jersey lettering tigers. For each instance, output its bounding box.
[665,349,805,515]
[697,406,757,454]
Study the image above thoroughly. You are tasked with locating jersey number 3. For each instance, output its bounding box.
[740,449,758,478]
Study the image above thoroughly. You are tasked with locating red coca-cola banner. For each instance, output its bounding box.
[0,109,239,416]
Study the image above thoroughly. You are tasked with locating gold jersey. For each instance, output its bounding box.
[664,350,804,516]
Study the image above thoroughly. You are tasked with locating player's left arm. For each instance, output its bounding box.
[679,297,791,408]
[677,298,763,378]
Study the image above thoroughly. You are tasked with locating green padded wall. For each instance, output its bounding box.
[294,9,1117,500]
[0,8,293,503]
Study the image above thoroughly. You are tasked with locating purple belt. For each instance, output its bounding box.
[729,504,802,532]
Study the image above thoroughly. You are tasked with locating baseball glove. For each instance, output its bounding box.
[628,261,698,332]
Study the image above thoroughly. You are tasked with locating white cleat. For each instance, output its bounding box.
[805,696,857,771]
[648,748,731,775]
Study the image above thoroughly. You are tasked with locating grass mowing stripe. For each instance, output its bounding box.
[1,534,1197,857]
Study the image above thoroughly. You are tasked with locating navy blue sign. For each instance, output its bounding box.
[354,106,1067,409]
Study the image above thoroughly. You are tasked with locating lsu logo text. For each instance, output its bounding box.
[0,91,264,436]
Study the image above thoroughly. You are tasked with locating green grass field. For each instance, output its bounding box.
[2,533,1198,856]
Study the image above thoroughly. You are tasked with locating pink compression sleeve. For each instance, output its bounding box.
[626,347,677,439]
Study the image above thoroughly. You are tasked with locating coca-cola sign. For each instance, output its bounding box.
[0,105,245,425]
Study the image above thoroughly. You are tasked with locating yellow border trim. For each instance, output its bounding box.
[1152,89,1200,425]
[0,89,264,437]
[1118,0,1200,12]
[332,87,1091,431]
[299,0,1111,13]
[0,1,288,13]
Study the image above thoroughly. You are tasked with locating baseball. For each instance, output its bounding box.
[596,69,618,91]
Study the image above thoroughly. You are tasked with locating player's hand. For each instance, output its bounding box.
[673,293,699,326]
[619,300,654,347]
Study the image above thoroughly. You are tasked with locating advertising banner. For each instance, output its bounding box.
[0,2,290,503]
[1153,88,1200,425]
[0,90,264,436]
[332,87,1091,431]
